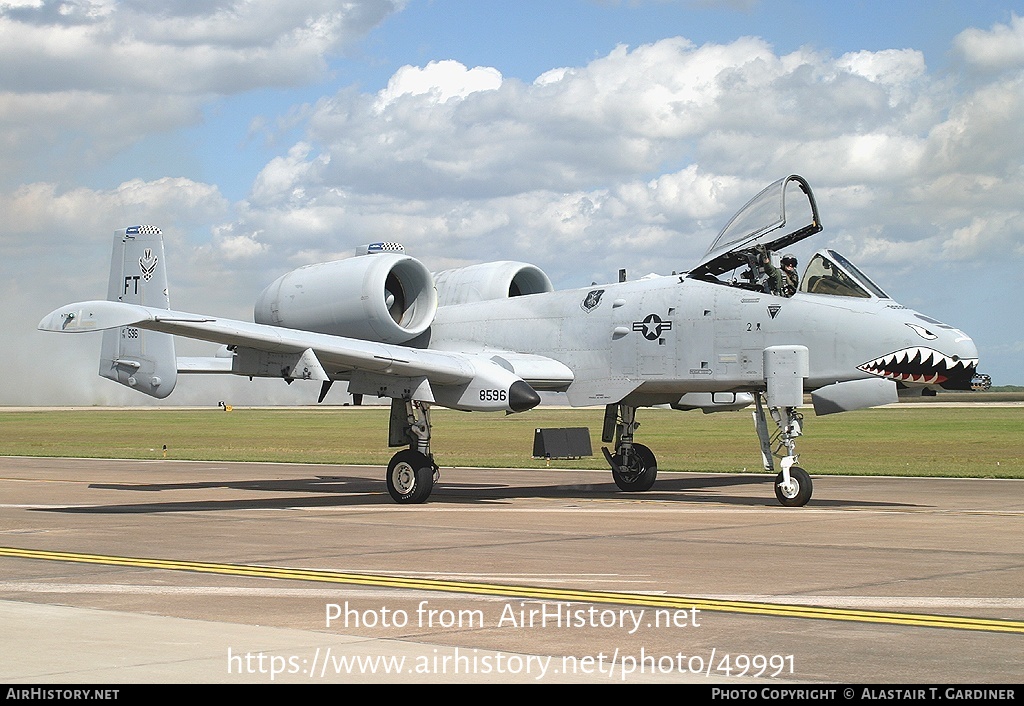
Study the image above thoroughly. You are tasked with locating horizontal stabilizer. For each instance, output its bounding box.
[39,301,213,333]
[38,300,153,333]
[177,357,234,373]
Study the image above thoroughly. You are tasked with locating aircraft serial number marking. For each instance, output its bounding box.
[2,546,1022,634]
[479,389,507,402]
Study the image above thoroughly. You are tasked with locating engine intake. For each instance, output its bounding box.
[254,253,437,344]
[433,261,553,307]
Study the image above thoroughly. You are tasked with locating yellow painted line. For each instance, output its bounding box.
[2,546,1023,634]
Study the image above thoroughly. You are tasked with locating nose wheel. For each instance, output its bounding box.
[774,465,812,507]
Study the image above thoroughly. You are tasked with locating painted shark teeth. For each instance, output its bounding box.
[857,347,978,390]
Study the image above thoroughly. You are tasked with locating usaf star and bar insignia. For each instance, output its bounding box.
[632,313,673,341]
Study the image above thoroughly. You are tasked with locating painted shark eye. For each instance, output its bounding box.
[905,323,937,340]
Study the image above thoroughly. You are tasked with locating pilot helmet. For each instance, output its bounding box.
[781,254,798,268]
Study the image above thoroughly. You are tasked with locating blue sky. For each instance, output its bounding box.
[2,0,1023,405]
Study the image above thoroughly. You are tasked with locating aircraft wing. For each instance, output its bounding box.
[38,300,567,412]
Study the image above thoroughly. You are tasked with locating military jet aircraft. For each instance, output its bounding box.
[39,175,987,507]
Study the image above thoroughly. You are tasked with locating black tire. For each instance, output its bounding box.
[386,450,435,504]
[775,466,812,507]
[611,443,658,491]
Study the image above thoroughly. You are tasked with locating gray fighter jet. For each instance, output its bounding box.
[39,175,987,506]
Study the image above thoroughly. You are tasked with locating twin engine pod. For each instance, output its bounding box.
[254,252,437,344]
[433,261,553,306]
[253,248,555,344]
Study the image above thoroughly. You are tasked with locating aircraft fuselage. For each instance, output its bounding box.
[429,273,979,407]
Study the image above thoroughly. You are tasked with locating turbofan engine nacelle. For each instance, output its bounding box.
[254,253,437,344]
[433,261,553,307]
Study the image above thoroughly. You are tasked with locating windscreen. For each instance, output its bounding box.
[800,251,889,299]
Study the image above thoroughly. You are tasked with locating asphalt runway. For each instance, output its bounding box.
[1,456,1022,684]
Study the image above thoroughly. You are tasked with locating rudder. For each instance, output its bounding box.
[99,226,177,398]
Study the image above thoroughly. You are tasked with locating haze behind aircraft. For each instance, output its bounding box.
[39,176,988,507]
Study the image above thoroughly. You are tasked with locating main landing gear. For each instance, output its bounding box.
[385,397,439,504]
[753,393,812,507]
[601,404,658,491]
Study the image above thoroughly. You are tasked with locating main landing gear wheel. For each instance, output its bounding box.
[611,443,658,492]
[386,449,435,504]
[774,466,812,507]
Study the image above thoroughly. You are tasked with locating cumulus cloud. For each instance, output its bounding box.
[941,213,1024,261]
[376,60,503,108]
[285,37,957,209]
[10,28,1012,292]
[0,0,404,181]
[249,142,330,206]
[0,0,404,92]
[214,232,270,260]
[953,13,1024,72]
[229,33,1024,286]
[0,177,228,255]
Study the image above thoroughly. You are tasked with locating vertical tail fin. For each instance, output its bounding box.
[99,226,177,398]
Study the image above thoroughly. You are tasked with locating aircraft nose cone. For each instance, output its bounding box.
[937,328,980,390]
[508,380,541,412]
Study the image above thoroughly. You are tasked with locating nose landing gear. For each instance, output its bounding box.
[753,393,813,507]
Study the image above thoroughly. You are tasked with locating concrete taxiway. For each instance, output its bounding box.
[1,456,1022,683]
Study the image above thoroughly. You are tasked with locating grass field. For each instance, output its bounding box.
[1,406,1021,478]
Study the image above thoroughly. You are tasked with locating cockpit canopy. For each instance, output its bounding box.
[690,174,821,279]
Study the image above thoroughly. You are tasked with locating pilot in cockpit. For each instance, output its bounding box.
[754,246,799,297]
[774,253,800,297]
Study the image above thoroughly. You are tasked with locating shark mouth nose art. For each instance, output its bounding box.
[858,347,978,390]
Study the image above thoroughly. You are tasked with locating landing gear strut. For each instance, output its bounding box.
[601,404,658,491]
[385,398,439,504]
[753,393,812,507]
